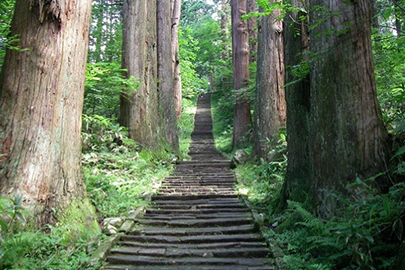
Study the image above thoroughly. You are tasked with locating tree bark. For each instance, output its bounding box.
[247,0,257,63]
[231,0,252,148]
[171,0,182,120]
[0,0,92,224]
[281,0,311,206]
[308,0,389,218]
[220,0,230,60]
[253,2,286,160]
[157,0,179,151]
[119,0,160,149]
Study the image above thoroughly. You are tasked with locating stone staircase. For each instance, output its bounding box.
[104,94,274,270]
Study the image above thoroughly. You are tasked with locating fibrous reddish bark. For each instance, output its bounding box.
[231,0,251,148]
[157,0,179,151]
[253,1,286,160]
[0,0,92,224]
[120,0,160,148]
[171,0,182,120]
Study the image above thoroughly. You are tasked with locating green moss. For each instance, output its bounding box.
[57,199,100,244]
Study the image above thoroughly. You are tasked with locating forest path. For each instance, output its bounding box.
[104,94,274,270]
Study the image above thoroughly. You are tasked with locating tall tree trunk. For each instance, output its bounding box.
[0,0,92,225]
[247,0,257,63]
[220,0,230,60]
[308,0,389,218]
[231,0,251,148]
[171,0,182,120]
[94,0,104,62]
[281,0,311,206]
[253,2,286,160]
[119,0,160,149]
[157,0,179,151]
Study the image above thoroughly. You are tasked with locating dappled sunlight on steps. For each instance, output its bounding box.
[104,94,274,270]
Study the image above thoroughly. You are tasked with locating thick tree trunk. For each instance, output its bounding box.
[171,0,182,120]
[253,2,286,160]
[157,0,179,151]
[231,0,252,148]
[119,0,160,149]
[0,0,92,224]
[309,0,389,218]
[281,0,311,206]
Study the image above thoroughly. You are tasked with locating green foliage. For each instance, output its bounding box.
[83,148,174,219]
[179,27,206,98]
[235,136,287,209]
[88,0,122,63]
[0,0,15,68]
[84,62,139,118]
[0,198,102,270]
[179,96,198,159]
[211,88,234,154]
[373,34,405,133]
[265,180,405,270]
[82,114,136,153]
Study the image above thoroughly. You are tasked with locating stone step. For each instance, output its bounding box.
[145,208,248,215]
[133,224,256,236]
[110,247,269,258]
[107,255,271,267]
[152,194,238,201]
[105,266,274,270]
[120,233,264,244]
[118,241,268,250]
[137,216,253,227]
[142,212,252,220]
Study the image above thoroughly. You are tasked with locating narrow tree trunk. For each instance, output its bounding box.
[120,0,159,149]
[281,0,311,206]
[247,0,257,63]
[309,0,389,218]
[94,0,104,62]
[0,0,92,225]
[231,0,251,148]
[157,0,179,151]
[171,0,182,120]
[253,2,286,160]
[220,0,230,60]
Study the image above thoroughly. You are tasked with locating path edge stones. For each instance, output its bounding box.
[234,170,285,270]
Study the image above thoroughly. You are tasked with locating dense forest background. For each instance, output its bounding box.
[0,0,404,269]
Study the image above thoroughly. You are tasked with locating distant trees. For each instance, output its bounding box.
[119,0,179,151]
[0,0,93,224]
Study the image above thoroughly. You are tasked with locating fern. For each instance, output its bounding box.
[287,200,324,230]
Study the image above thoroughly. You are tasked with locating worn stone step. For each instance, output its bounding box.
[118,241,268,250]
[142,212,252,221]
[133,224,256,236]
[120,233,264,244]
[137,216,252,227]
[145,207,247,215]
[107,255,271,267]
[158,187,236,192]
[152,194,238,201]
[110,247,269,258]
[151,198,244,206]
[105,266,274,270]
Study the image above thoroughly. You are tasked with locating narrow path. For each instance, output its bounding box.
[105,94,274,270]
